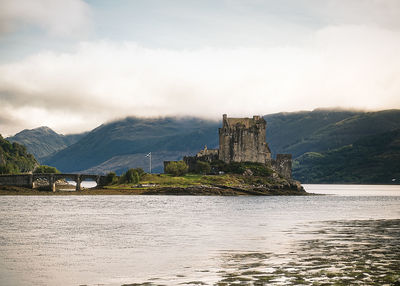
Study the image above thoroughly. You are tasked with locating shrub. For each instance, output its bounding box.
[134,168,145,178]
[105,172,118,185]
[165,161,188,176]
[124,168,140,184]
[223,162,272,177]
[33,165,60,174]
[0,163,19,174]
[0,135,38,174]
[195,161,211,174]
[117,168,146,184]
[210,160,227,172]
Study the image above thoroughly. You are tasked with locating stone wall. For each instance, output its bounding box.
[0,174,32,187]
[218,114,271,164]
[182,157,197,173]
[271,154,292,179]
[183,152,219,173]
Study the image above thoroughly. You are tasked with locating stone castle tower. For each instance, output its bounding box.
[218,114,271,164]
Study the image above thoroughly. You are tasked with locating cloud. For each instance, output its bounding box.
[0,23,400,135]
[0,105,25,137]
[308,0,400,30]
[0,0,91,36]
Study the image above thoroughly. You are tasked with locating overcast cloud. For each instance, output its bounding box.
[0,0,399,135]
[0,0,91,36]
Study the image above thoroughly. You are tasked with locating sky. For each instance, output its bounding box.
[0,0,400,136]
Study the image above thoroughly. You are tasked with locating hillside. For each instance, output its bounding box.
[293,129,400,184]
[265,109,400,157]
[44,117,220,173]
[7,127,86,161]
[0,135,38,174]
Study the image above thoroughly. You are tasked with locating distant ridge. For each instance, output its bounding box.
[7,126,87,161]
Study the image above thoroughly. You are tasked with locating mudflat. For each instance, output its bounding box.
[0,185,309,196]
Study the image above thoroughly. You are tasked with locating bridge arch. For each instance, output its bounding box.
[53,174,80,191]
[80,175,101,189]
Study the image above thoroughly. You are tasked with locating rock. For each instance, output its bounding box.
[243,169,253,176]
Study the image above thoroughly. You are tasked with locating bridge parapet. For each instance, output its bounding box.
[0,173,107,192]
[0,174,33,188]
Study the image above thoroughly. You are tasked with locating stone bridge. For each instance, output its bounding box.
[0,173,107,192]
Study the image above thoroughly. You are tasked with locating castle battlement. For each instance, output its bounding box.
[221,114,263,129]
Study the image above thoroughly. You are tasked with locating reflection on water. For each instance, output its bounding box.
[0,185,399,285]
[58,180,97,191]
[214,219,400,285]
[304,184,400,196]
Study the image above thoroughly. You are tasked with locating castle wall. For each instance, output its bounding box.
[182,157,197,172]
[271,154,292,179]
[183,147,219,173]
[218,114,271,164]
[196,146,218,158]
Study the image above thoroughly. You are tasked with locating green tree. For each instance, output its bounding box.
[0,135,38,174]
[165,161,188,176]
[105,172,118,185]
[133,168,145,178]
[195,161,211,174]
[33,165,60,174]
[124,168,140,184]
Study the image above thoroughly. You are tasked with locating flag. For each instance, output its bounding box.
[145,152,151,157]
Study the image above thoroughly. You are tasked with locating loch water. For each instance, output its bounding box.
[1,185,400,285]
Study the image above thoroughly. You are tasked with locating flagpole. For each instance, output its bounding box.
[146,152,152,173]
[149,152,152,174]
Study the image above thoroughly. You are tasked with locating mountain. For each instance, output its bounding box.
[7,127,86,161]
[44,117,220,173]
[0,135,38,174]
[293,129,400,184]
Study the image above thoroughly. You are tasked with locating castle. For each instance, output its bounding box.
[219,114,271,163]
[166,114,292,178]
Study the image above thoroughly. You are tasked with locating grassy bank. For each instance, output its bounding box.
[108,173,242,188]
